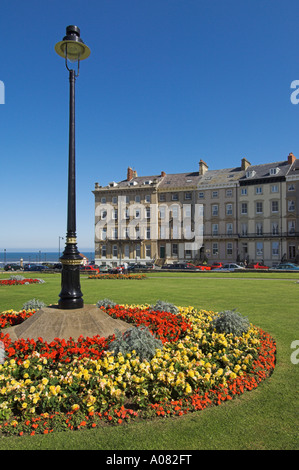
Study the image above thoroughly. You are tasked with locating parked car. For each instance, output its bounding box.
[161,264,174,269]
[4,264,23,271]
[127,264,151,271]
[80,265,100,274]
[24,264,50,271]
[247,262,269,270]
[211,262,223,270]
[53,263,62,270]
[187,263,211,271]
[98,265,109,273]
[171,263,200,271]
[219,263,246,272]
[274,262,299,271]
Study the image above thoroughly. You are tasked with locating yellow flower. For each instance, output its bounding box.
[49,385,57,395]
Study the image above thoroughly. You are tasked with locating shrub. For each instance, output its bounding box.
[212,309,250,336]
[9,275,25,281]
[150,300,179,315]
[96,299,117,309]
[108,325,163,361]
[22,299,46,310]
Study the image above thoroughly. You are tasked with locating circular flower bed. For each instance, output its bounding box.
[0,304,276,436]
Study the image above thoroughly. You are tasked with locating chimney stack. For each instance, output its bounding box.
[127,167,134,181]
[241,157,251,171]
[288,152,296,164]
[199,160,208,175]
[161,171,166,177]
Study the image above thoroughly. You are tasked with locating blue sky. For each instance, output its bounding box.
[1,0,299,251]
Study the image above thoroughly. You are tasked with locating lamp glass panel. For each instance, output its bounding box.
[63,42,86,62]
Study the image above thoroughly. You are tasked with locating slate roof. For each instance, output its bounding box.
[114,174,164,188]
[97,158,295,191]
[198,167,244,187]
[158,172,201,189]
[239,160,291,182]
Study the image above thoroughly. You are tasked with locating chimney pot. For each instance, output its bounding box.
[127,167,134,181]
[241,158,251,171]
[288,152,296,164]
[199,159,208,175]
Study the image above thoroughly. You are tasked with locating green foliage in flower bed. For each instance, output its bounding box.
[150,300,179,315]
[22,299,46,310]
[96,299,117,309]
[212,310,250,336]
[108,325,163,361]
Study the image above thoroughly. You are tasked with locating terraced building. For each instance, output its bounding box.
[93,153,299,267]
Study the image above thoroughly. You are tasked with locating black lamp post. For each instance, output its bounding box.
[55,25,90,309]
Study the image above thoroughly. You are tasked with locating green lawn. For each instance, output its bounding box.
[0,271,298,450]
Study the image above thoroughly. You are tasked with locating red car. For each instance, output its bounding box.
[187,263,211,271]
[247,262,269,270]
[80,265,100,274]
[211,262,223,270]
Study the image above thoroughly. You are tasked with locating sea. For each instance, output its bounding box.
[0,251,95,267]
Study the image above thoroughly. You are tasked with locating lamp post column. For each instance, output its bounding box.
[58,68,83,309]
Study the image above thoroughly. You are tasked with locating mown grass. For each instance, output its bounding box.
[0,271,298,450]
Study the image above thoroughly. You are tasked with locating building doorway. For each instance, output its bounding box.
[160,246,165,258]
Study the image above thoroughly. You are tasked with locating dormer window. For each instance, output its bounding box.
[246,170,256,178]
[270,167,280,175]
[128,181,138,186]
